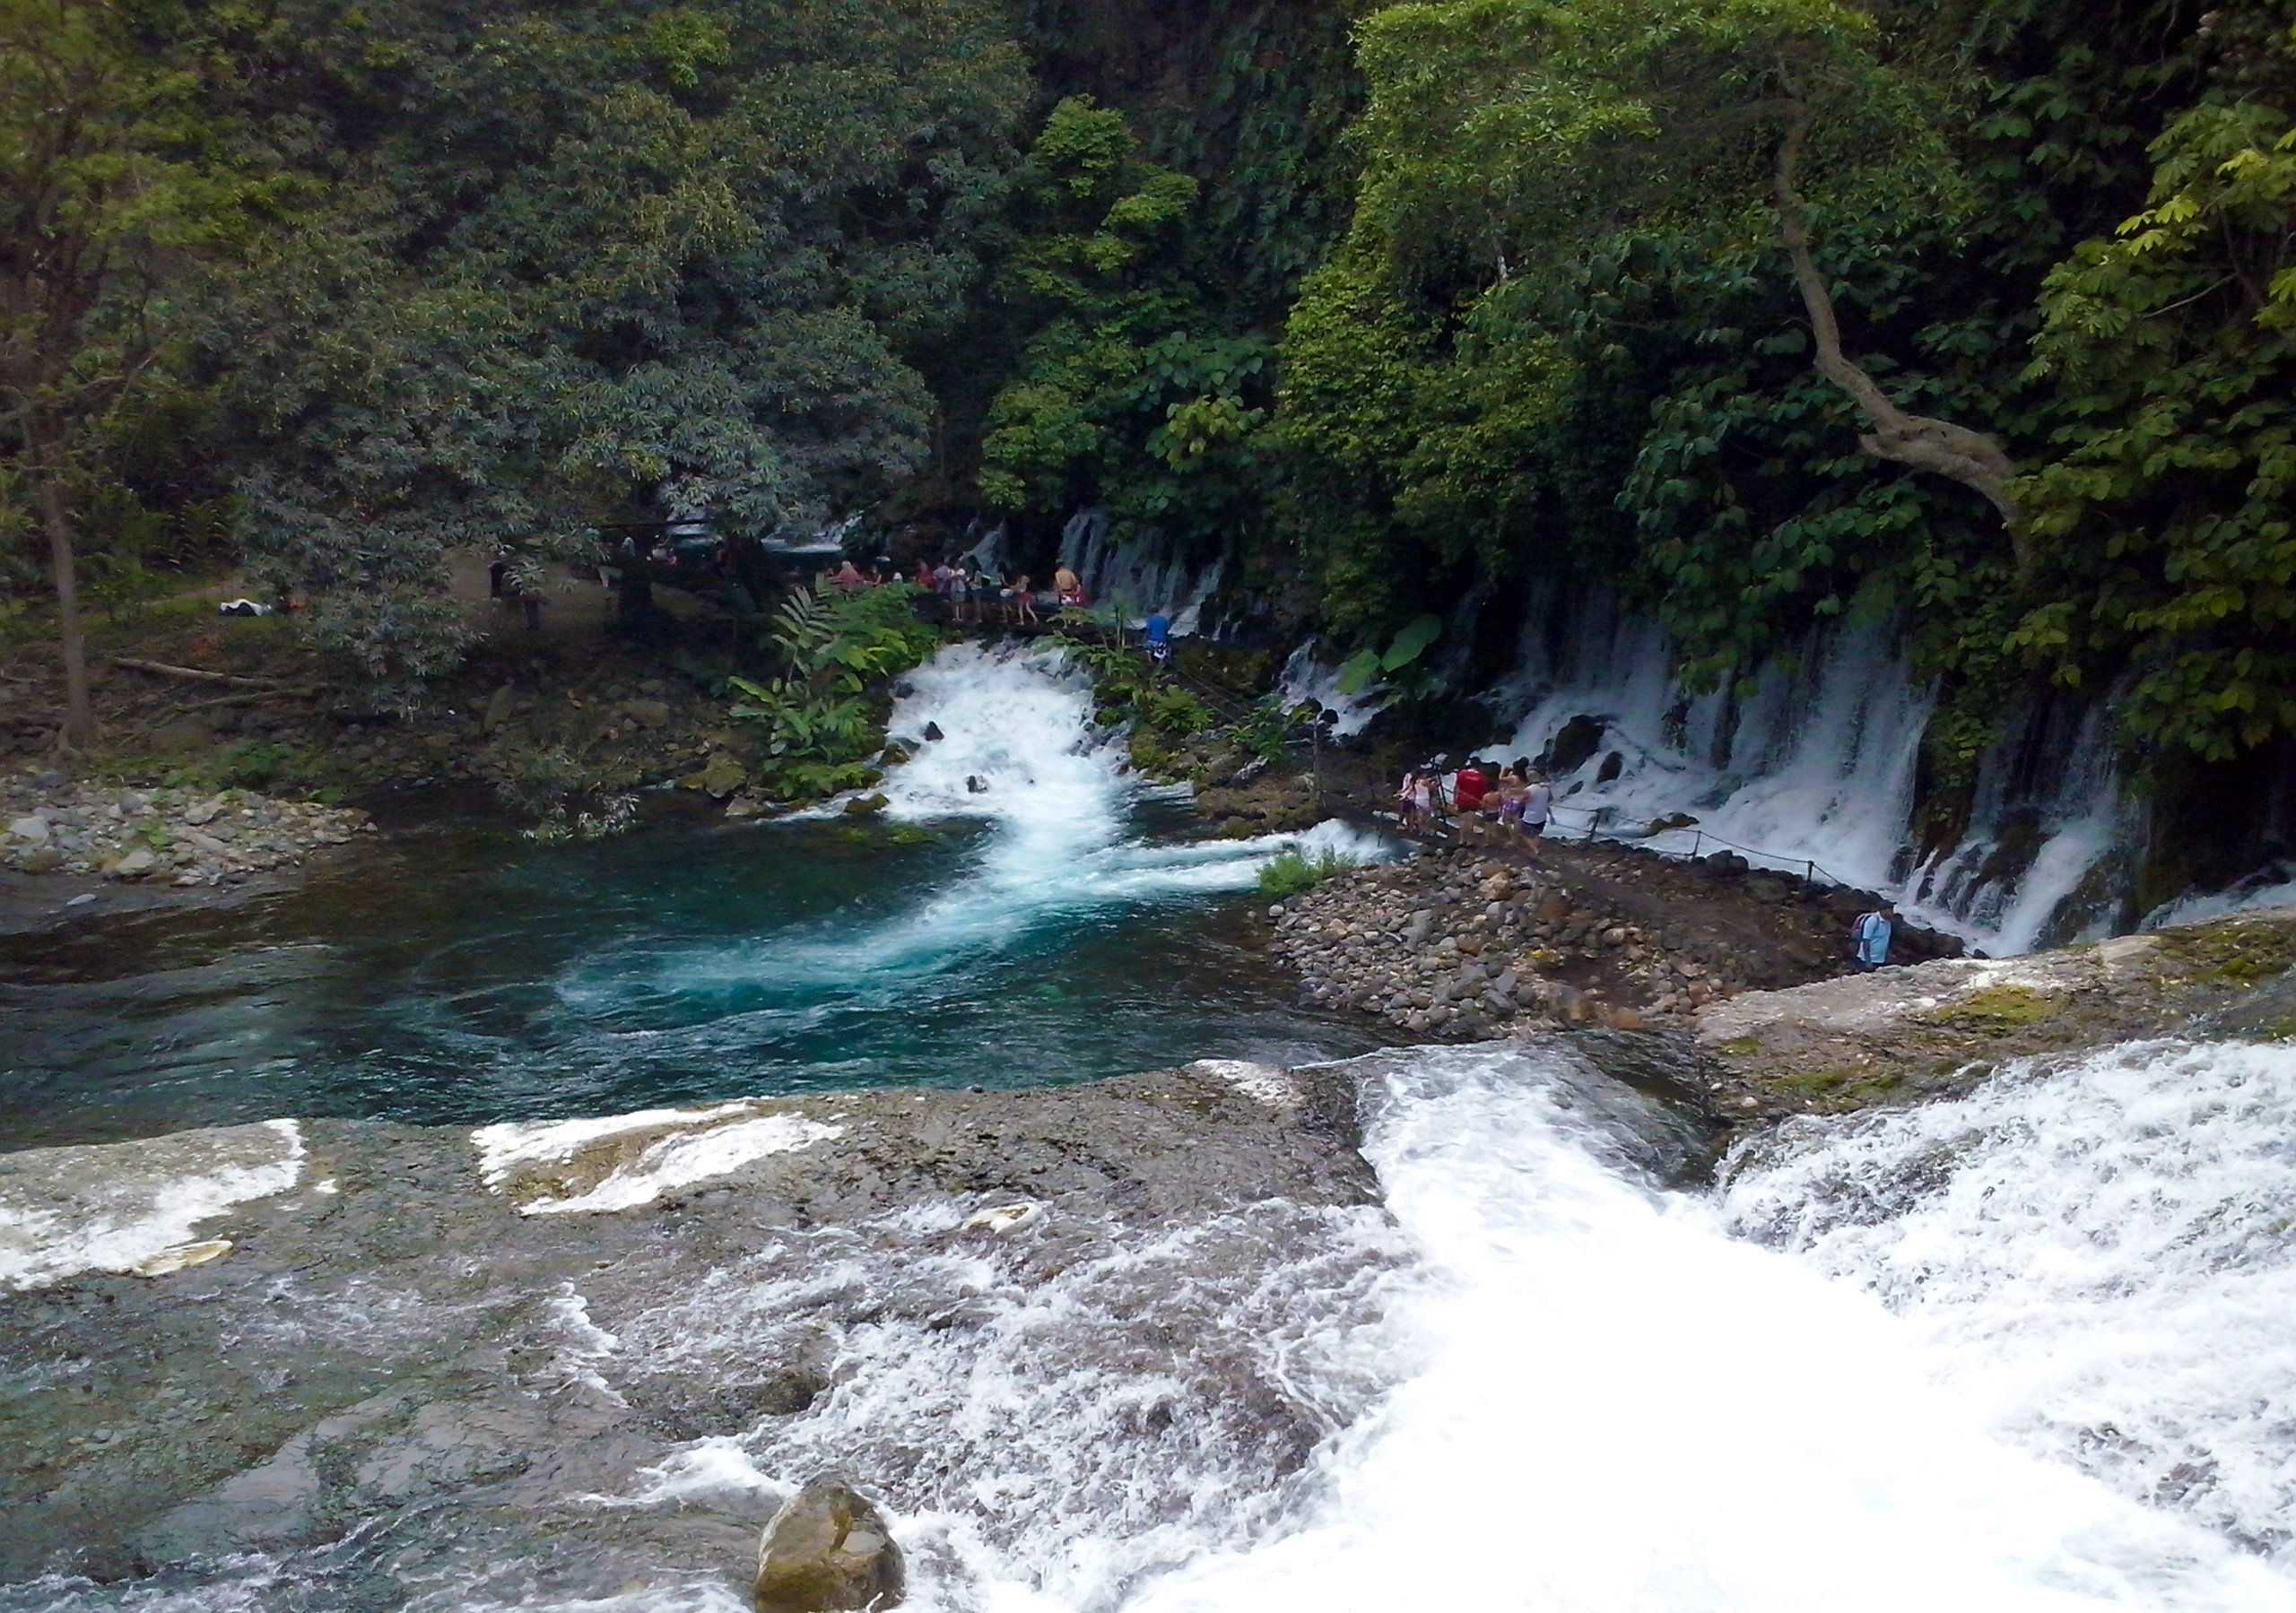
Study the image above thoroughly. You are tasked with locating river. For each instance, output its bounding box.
[0,645,1387,1149]
[4,644,2295,1611]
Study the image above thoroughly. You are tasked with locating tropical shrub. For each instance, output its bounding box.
[728,584,942,800]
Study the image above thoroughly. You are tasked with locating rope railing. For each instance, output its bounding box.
[1365,777,1861,891]
[1539,800,1855,889]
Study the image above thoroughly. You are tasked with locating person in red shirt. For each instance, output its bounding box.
[1453,761,1489,840]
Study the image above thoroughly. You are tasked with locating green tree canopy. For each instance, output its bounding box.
[200,0,1024,696]
[0,0,280,742]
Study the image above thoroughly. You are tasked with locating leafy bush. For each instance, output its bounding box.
[728,584,941,802]
[1257,846,1359,898]
[1138,686,1214,738]
[1231,696,1309,764]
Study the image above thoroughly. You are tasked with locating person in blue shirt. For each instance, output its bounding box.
[1851,906,1895,971]
[1144,611,1170,663]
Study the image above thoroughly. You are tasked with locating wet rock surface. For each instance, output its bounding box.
[1698,906,2296,1117]
[0,1060,1378,1594]
[0,773,370,887]
[754,1478,905,1612]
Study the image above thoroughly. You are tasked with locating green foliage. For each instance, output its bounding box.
[1136,686,1215,739]
[1231,697,1310,765]
[727,583,940,800]
[976,96,1270,561]
[1257,845,1360,898]
[1336,613,1446,694]
[196,0,1025,692]
[1277,0,2296,787]
[0,0,286,733]
[2022,33,2296,761]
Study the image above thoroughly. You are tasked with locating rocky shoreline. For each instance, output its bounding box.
[1264,838,1961,1040]
[0,772,372,889]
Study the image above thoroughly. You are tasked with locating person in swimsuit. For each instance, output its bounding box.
[1497,770,1528,841]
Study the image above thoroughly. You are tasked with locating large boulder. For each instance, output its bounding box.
[754,1478,903,1613]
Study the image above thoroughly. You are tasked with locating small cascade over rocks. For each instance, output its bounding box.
[1058,510,1223,634]
[633,641,1395,1000]
[1473,586,2130,955]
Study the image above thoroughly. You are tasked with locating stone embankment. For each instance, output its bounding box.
[0,773,371,888]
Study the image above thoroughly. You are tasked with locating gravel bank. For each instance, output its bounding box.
[0,773,372,887]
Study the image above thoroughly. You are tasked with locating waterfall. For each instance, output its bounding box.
[517,1040,2296,1611]
[1721,1038,2296,1580]
[1278,642,1389,740]
[1475,589,2129,955]
[1116,1044,2294,1613]
[1058,511,1224,635]
[15,1038,2296,1609]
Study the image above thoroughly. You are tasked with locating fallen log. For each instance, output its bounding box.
[173,687,321,712]
[113,657,283,689]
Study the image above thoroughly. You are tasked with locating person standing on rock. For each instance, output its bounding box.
[1851,906,1895,971]
[1452,759,1490,843]
[1396,767,1427,830]
[1521,772,1553,850]
[1497,770,1529,842]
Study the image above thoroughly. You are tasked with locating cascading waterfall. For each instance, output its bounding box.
[1721,1039,2296,1568]
[628,642,1392,999]
[1058,512,1224,635]
[492,1040,2296,1612]
[13,1037,2296,1610]
[1467,588,2130,955]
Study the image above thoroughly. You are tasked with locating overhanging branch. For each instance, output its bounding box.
[1775,106,2021,526]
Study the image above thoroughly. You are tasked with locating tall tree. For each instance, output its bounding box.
[0,0,269,746]
[1348,0,2015,523]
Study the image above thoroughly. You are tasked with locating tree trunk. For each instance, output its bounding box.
[26,421,98,749]
[1774,110,2022,527]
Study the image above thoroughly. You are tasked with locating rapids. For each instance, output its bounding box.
[16,1039,2296,1611]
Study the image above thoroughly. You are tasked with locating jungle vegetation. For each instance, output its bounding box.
[5,0,2296,809]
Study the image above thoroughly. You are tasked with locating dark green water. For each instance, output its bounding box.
[0,799,1381,1150]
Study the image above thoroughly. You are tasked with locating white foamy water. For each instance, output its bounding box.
[474,1103,843,1214]
[617,641,1394,997]
[552,1042,2296,1613]
[1721,1039,2296,1569]
[0,1120,303,1289]
[15,1042,2296,1611]
[1480,591,2126,954]
[1113,1045,2292,1613]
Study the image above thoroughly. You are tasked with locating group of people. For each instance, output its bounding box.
[1396,757,1553,847]
[826,557,1094,628]
[1396,753,1909,971]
